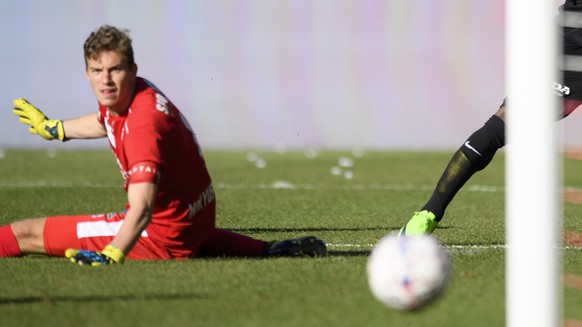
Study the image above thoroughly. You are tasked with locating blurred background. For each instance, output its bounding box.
[0,0,578,150]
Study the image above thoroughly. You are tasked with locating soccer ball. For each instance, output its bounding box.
[366,233,450,311]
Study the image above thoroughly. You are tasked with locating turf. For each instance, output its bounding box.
[0,149,580,327]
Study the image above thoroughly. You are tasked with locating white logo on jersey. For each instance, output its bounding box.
[188,185,215,219]
[155,93,169,115]
[553,82,570,97]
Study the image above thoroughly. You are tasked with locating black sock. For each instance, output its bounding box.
[421,115,505,221]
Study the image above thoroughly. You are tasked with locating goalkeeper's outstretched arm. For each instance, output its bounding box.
[62,113,107,139]
[12,98,106,141]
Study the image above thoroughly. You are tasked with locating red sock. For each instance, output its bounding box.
[0,225,21,257]
[199,228,265,257]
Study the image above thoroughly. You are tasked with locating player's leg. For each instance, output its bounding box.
[0,223,25,257]
[44,212,172,260]
[198,228,327,258]
[400,104,506,236]
[197,228,266,257]
[0,212,172,260]
[423,108,506,220]
[400,94,582,237]
[1,215,103,257]
[0,218,47,256]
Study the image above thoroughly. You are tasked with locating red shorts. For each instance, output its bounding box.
[44,212,173,260]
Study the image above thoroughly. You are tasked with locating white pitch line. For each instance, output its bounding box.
[214,182,505,193]
[327,243,582,250]
[0,180,505,193]
[0,181,119,188]
[0,178,577,250]
[327,243,507,249]
[327,243,375,248]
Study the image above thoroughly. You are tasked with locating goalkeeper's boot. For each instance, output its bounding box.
[399,210,438,237]
[265,236,327,258]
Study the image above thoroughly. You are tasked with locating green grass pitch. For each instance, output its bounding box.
[0,149,581,326]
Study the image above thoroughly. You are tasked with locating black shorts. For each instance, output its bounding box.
[562,70,582,100]
[558,5,582,110]
[500,71,582,118]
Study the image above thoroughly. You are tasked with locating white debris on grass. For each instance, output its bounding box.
[47,148,57,158]
[343,170,354,180]
[255,158,266,169]
[338,156,354,168]
[330,166,343,176]
[304,148,320,159]
[246,152,258,162]
[352,147,365,158]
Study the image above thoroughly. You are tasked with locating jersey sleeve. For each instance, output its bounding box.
[127,161,161,184]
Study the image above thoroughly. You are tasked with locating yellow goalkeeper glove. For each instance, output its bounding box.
[65,245,126,267]
[12,98,66,141]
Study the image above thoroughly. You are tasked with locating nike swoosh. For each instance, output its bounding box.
[464,141,482,157]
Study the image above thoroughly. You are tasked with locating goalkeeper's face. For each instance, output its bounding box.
[86,50,137,115]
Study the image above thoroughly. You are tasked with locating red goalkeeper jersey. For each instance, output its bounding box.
[97,77,215,257]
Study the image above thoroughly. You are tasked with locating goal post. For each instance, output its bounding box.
[506,1,562,327]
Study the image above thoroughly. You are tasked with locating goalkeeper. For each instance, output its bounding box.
[0,25,326,266]
[400,0,582,236]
